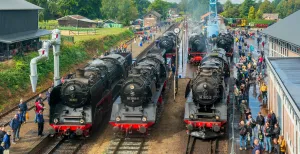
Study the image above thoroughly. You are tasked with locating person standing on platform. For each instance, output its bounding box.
[239,120,248,150]
[35,94,43,105]
[16,110,24,140]
[0,126,6,143]
[46,88,51,106]
[0,142,4,154]
[273,138,280,154]
[35,100,45,123]
[2,131,11,150]
[264,123,273,153]
[278,135,286,154]
[37,110,44,137]
[9,114,20,144]
[256,112,265,133]
[18,99,27,123]
[252,139,262,154]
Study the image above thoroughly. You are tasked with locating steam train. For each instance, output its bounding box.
[188,33,207,64]
[216,33,234,61]
[49,53,132,137]
[158,31,180,65]
[184,48,230,139]
[109,49,168,135]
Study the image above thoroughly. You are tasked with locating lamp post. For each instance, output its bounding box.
[174,27,180,101]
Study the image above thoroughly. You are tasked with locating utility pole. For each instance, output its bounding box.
[174,28,180,101]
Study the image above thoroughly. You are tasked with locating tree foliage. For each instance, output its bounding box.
[255,9,263,19]
[239,0,255,18]
[248,6,255,19]
[134,0,151,18]
[258,0,274,14]
[148,0,170,19]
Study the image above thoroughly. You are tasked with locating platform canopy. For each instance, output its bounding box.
[0,29,51,44]
[262,10,300,46]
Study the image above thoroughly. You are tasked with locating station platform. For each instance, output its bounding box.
[8,24,172,153]
[228,35,271,154]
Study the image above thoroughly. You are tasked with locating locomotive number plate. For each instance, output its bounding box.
[199,96,212,99]
[127,97,139,100]
[69,98,78,102]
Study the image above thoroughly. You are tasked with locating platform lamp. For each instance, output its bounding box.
[174,27,180,101]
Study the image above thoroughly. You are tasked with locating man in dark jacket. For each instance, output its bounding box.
[271,110,277,127]
[9,114,20,144]
[273,138,280,154]
[247,121,254,148]
[18,99,27,123]
[264,123,273,153]
[273,124,281,139]
[256,112,265,130]
[37,110,45,137]
[35,94,44,106]
[16,110,24,140]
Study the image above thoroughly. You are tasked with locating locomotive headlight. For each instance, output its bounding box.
[69,86,75,91]
[129,84,135,90]
[189,114,194,119]
[216,116,220,120]
[54,118,59,124]
[79,119,85,124]
[116,116,121,122]
[142,116,147,122]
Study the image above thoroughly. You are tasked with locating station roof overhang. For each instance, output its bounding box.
[266,57,300,118]
[261,10,300,47]
[0,29,51,44]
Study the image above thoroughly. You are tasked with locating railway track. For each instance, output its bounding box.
[185,137,226,154]
[107,137,147,154]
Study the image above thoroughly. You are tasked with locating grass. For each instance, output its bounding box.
[73,28,129,42]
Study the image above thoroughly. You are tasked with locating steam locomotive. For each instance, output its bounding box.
[184,48,230,139]
[216,33,234,61]
[188,33,207,64]
[109,50,168,135]
[49,53,132,137]
[158,31,180,65]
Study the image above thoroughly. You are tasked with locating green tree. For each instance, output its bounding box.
[134,0,151,17]
[223,0,233,11]
[255,0,262,10]
[248,6,255,19]
[148,0,170,18]
[258,0,274,13]
[101,0,120,20]
[255,9,263,19]
[239,0,255,18]
[118,0,139,25]
[179,0,188,12]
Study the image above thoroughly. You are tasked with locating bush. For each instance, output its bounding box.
[0,30,134,106]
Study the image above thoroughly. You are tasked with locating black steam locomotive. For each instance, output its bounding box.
[49,53,132,137]
[216,33,234,61]
[184,48,230,139]
[188,33,207,64]
[158,31,180,65]
[110,50,168,135]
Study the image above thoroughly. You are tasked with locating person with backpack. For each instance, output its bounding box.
[9,114,20,144]
[264,123,273,153]
[258,130,264,149]
[246,121,254,148]
[256,112,265,137]
[0,126,5,143]
[239,120,248,150]
[270,111,277,127]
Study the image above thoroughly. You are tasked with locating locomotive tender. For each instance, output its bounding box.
[110,50,168,134]
[184,48,230,139]
[49,53,132,137]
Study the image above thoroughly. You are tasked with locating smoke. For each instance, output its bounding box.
[186,0,209,21]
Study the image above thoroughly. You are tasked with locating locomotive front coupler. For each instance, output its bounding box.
[190,130,220,140]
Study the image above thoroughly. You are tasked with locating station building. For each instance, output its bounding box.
[263,10,300,154]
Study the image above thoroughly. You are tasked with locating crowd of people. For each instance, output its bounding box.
[0,92,49,153]
[231,31,287,154]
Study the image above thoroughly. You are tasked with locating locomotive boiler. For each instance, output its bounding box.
[49,53,132,137]
[188,33,207,64]
[216,33,234,61]
[184,48,230,139]
[110,51,168,134]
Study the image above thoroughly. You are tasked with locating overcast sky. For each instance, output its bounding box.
[149,0,245,4]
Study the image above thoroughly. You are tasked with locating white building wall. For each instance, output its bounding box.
[268,36,300,57]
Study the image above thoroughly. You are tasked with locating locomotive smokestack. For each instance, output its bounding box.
[76,69,85,78]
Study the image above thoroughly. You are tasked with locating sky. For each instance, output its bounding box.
[149,0,246,4]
